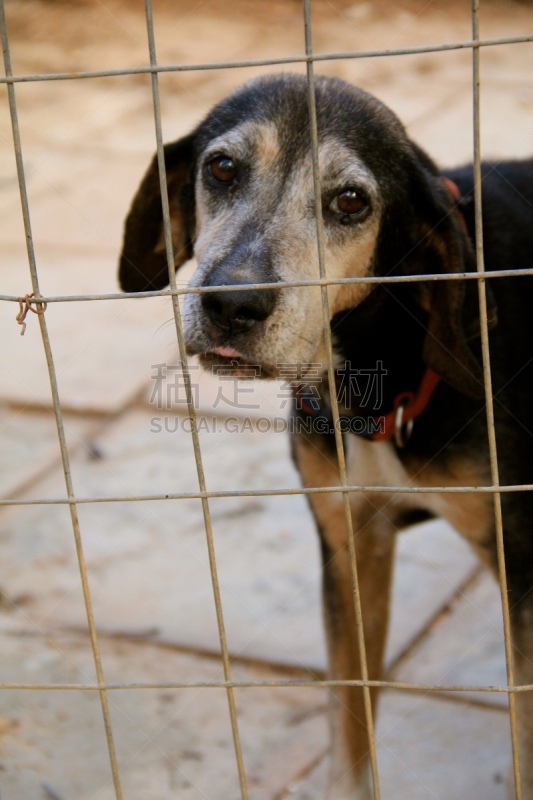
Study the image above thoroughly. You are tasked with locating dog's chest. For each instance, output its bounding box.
[344,436,492,548]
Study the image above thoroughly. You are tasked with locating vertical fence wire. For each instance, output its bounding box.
[471,2,522,796]
[142,2,249,797]
[302,2,381,798]
[0,3,124,798]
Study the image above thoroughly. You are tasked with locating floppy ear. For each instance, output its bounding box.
[417,209,483,398]
[119,133,196,293]
[406,154,495,399]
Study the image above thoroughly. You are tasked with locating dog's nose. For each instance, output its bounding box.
[200,240,277,333]
[201,283,277,333]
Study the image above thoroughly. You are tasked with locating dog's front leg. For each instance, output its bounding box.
[292,432,398,800]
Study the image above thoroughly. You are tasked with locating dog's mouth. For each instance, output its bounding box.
[199,346,275,379]
[195,347,272,378]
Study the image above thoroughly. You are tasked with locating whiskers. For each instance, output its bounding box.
[155,318,177,337]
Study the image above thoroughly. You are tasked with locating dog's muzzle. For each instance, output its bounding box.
[201,283,277,333]
[199,239,278,334]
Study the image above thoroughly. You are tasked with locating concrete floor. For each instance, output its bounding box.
[1,0,532,797]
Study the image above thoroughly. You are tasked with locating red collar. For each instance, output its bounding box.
[369,368,441,446]
[293,367,441,448]
[443,176,461,201]
[443,176,468,234]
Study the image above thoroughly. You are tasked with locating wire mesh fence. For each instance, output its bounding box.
[1,1,532,798]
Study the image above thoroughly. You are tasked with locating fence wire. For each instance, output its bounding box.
[1,0,532,798]
[143,1,249,795]
[0,3,124,797]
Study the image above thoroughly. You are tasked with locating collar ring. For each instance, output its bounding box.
[394,400,414,448]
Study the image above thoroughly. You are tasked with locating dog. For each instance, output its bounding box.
[118,73,533,798]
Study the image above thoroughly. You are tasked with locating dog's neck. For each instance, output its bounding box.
[292,288,435,446]
[331,286,429,415]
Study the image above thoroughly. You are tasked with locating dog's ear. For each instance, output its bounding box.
[405,149,494,399]
[119,133,196,293]
[415,206,483,398]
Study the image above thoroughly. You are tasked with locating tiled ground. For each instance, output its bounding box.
[1,0,532,797]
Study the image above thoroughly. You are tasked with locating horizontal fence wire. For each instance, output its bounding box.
[1,0,533,797]
[0,34,532,84]
[3,267,533,306]
[5,482,533,508]
[0,679,531,693]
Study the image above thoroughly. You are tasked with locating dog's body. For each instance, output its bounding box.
[119,74,533,798]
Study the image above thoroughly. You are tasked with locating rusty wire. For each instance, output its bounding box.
[142,1,249,796]
[0,2,123,797]
[0,678,531,693]
[303,2,381,796]
[0,33,532,84]
[4,266,533,309]
[470,2,522,795]
[5,481,533,509]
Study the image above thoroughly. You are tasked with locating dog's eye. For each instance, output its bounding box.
[332,189,368,217]
[208,156,237,184]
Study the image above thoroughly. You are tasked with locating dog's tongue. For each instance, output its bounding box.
[209,346,242,359]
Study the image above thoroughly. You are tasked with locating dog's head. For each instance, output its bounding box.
[119,73,481,395]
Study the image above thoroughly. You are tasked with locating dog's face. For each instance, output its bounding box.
[187,115,381,376]
[119,74,482,395]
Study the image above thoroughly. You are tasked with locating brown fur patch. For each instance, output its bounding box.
[410,456,493,554]
[254,123,280,178]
